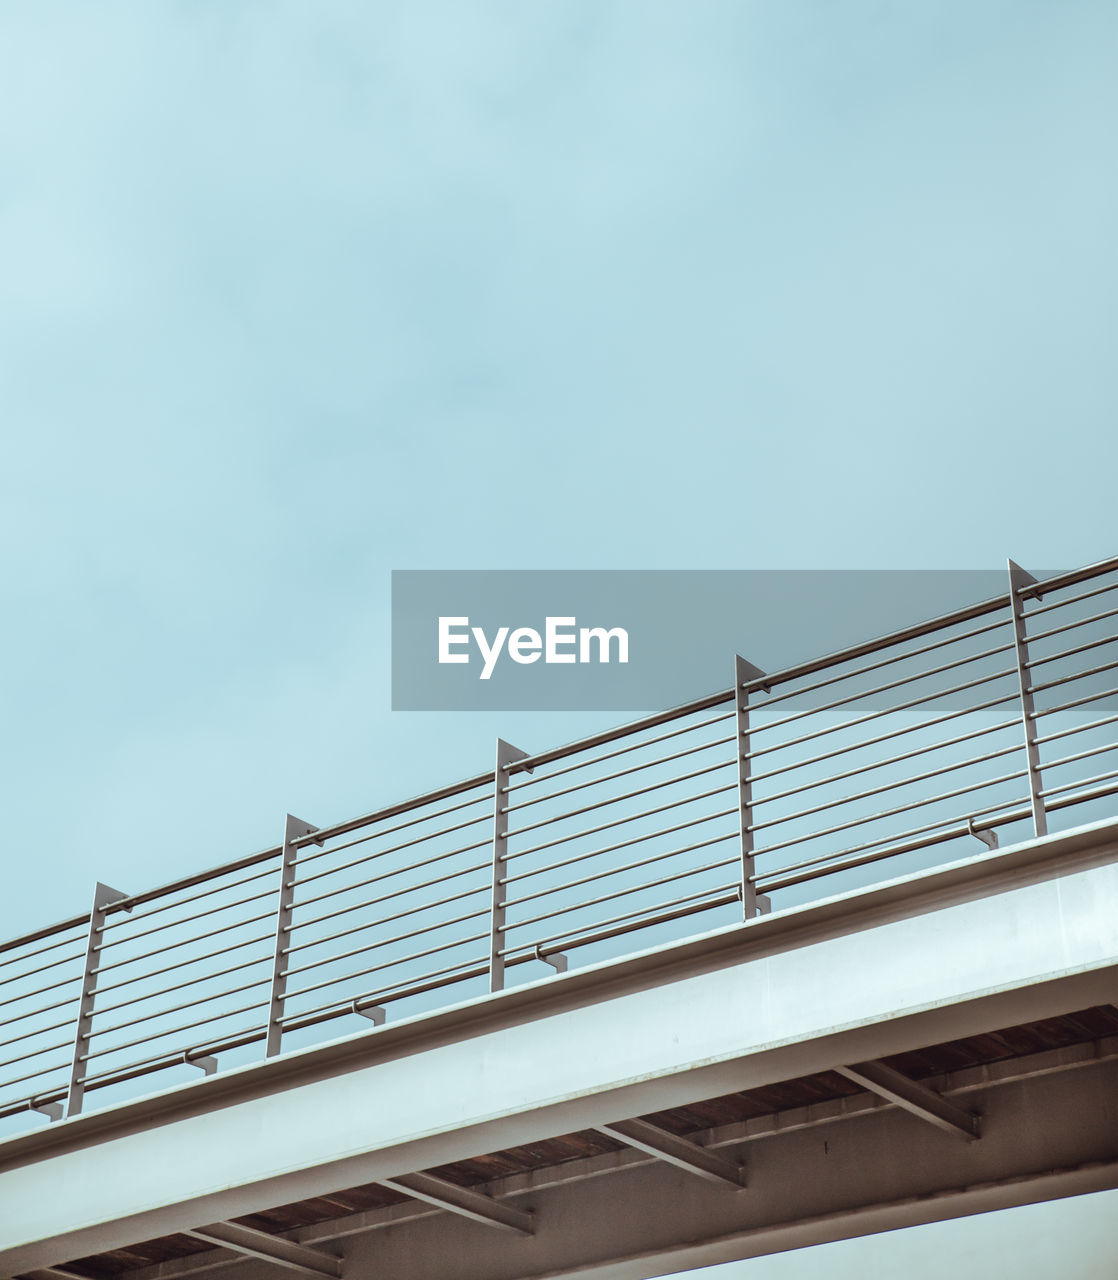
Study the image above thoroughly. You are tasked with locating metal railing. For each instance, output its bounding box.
[3,556,1118,1130]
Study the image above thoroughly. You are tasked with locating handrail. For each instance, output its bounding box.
[2,555,1117,1131]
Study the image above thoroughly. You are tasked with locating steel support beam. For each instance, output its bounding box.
[66,882,130,1117]
[835,1059,980,1140]
[380,1172,534,1235]
[490,739,531,993]
[1008,559,1048,837]
[598,1117,746,1188]
[265,815,319,1057]
[734,655,768,921]
[184,1223,341,1278]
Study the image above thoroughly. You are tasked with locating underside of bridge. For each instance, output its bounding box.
[4,818,1118,1280]
[35,1004,1118,1280]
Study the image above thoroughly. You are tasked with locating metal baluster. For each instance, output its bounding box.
[491,739,532,993]
[735,655,768,919]
[1007,559,1048,838]
[265,814,319,1057]
[66,881,130,1117]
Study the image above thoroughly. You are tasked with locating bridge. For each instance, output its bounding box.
[2,558,1117,1279]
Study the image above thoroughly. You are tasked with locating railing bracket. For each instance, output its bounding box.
[353,1000,386,1025]
[966,817,998,850]
[29,1095,63,1122]
[535,943,568,974]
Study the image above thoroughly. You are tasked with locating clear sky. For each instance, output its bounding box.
[1,1,1116,1274]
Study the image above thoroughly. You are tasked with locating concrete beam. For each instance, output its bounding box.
[184,1224,341,1279]
[380,1173,533,1234]
[73,1037,1118,1280]
[1,818,1116,1274]
[183,1058,1118,1280]
[835,1060,980,1140]
[597,1119,745,1188]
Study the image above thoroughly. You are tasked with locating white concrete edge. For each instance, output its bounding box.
[3,813,1116,1170]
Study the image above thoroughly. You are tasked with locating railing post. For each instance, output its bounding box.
[1007,559,1048,838]
[265,814,319,1057]
[735,655,768,920]
[491,739,532,993]
[66,881,130,1117]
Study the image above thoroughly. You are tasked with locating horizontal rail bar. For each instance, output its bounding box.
[1026,605,1118,648]
[281,931,491,1005]
[507,882,740,958]
[1028,683,1118,718]
[78,998,268,1063]
[1020,573,1118,616]
[508,710,737,791]
[0,947,84,987]
[0,972,82,1014]
[757,776,1118,897]
[503,733,735,813]
[1040,766,1118,799]
[748,640,1016,738]
[508,782,738,863]
[746,690,1023,784]
[743,614,1011,713]
[289,868,488,939]
[746,667,1018,762]
[755,718,1020,807]
[282,959,491,1028]
[1042,740,1118,772]
[0,1036,74,1073]
[749,741,1023,834]
[0,922,89,963]
[92,953,272,1018]
[752,768,1026,860]
[291,829,489,895]
[501,807,740,885]
[75,1026,269,1091]
[288,776,495,850]
[0,1060,72,1094]
[504,891,744,968]
[292,849,488,915]
[502,831,739,910]
[504,854,738,934]
[97,864,279,935]
[1028,655,1118,698]
[1043,776,1118,813]
[506,758,732,839]
[291,789,494,864]
[282,867,486,958]
[1033,708,1118,745]
[88,975,269,1042]
[94,884,277,945]
[93,846,283,928]
[92,932,275,997]
[754,796,1032,891]
[90,912,276,976]
[0,989,79,1025]
[0,1029,272,1120]
[0,1014,76,1054]
[281,903,487,980]
[509,706,738,780]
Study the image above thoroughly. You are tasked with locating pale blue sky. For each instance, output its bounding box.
[1,1,1116,1273]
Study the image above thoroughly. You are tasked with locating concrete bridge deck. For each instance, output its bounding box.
[4,815,1116,1280]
